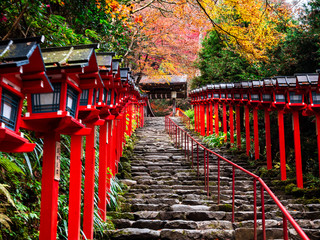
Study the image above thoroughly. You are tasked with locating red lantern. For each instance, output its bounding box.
[0,36,52,152]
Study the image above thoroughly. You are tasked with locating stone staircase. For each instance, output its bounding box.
[106,117,320,240]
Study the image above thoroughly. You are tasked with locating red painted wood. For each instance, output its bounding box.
[206,104,210,136]
[223,103,227,141]
[245,106,250,156]
[83,124,96,239]
[214,103,219,136]
[265,110,272,169]
[278,111,287,181]
[253,108,259,160]
[68,135,83,240]
[209,102,213,135]
[292,111,303,188]
[317,115,320,180]
[98,121,108,221]
[39,133,60,240]
[201,104,205,136]
[229,105,234,144]
[236,106,241,150]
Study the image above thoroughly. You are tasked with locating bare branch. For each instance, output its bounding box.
[133,0,157,13]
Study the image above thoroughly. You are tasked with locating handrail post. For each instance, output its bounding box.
[197,144,199,177]
[283,213,289,240]
[253,178,257,240]
[191,138,194,168]
[232,166,235,222]
[204,149,207,191]
[217,157,220,204]
[261,185,266,240]
[207,150,209,197]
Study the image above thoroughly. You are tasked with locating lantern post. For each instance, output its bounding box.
[213,84,220,136]
[233,82,242,149]
[260,78,276,169]
[249,80,263,160]
[241,81,251,156]
[272,76,289,181]
[199,87,206,136]
[219,83,228,141]
[22,44,96,240]
[301,73,320,179]
[285,76,307,188]
[207,85,214,135]
[226,83,235,144]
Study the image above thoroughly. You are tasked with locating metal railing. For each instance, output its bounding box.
[165,116,309,240]
[175,108,191,128]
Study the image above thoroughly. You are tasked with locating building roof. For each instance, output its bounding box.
[140,75,187,85]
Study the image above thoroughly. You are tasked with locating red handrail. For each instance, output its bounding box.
[165,116,310,240]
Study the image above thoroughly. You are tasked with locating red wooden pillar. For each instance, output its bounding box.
[206,103,210,136]
[278,110,287,181]
[68,135,83,240]
[209,102,213,135]
[317,114,320,179]
[98,121,108,221]
[229,105,234,144]
[253,108,259,160]
[236,106,241,149]
[292,111,303,188]
[83,124,96,239]
[245,105,250,156]
[214,103,219,136]
[39,133,60,240]
[197,104,200,133]
[265,110,272,169]
[223,103,227,141]
[201,104,205,136]
[106,120,113,194]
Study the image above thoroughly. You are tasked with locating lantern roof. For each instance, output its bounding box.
[241,81,250,88]
[214,84,220,89]
[207,84,214,90]
[0,36,53,93]
[120,67,129,81]
[252,80,263,88]
[96,52,114,73]
[234,82,242,88]
[220,83,227,89]
[226,83,234,89]
[295,73,319,86]
[263,78,275,87]
[0,36,44,69]
[274,76,289,87]
[112,59,121,74]
[42,44,99,70]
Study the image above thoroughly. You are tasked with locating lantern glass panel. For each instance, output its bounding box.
[103,88,107,103]
[242,94,248,100]
[262,94,272,101]
[208,93,212,98]
[80,89,89,106]
[201,95,204,100]
[0,89,19,131]
[221,94,226,99]
[275,94,286,103]
[92,89,96,105]
[289,92,303,104]
[107,90,112,105]
[214,93,219,99]
[251,94,259,101]
[96,89,100,103]
[32,83,61,113]
[227,94,232,99]
[66,86,78,118]
[113,91,117,105]
[312,92,320,105]
[234,93,241,99]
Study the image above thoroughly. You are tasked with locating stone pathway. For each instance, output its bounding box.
[107,117,320,240]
